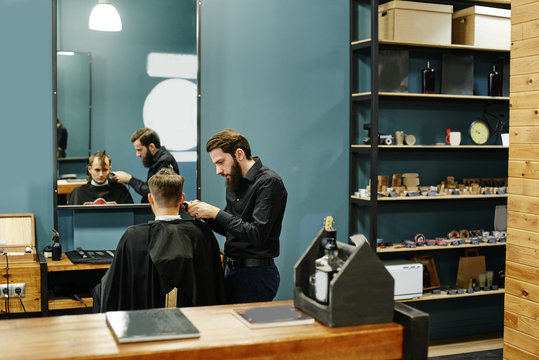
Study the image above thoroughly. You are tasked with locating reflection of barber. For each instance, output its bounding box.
[69,151,133,205]
[57,118,68,158]
[186,129,287,304]
[114,128,179,203]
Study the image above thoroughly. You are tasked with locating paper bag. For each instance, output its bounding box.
[456,249,485,289]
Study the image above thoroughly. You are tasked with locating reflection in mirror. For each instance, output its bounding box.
[56,51,91,159]
[56,0,199,208]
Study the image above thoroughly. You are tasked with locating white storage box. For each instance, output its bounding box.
[379,0,453,45]
[383,260,423,300]
[452,6,510,50]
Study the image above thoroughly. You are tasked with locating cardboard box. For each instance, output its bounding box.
[452,6,510,50]
[379,1,453,45]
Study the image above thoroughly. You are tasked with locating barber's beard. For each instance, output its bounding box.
[142,151,153,168]
[226,160,243,193]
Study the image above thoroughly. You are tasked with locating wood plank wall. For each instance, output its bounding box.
[505,0,539,358]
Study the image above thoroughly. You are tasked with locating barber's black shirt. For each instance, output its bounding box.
[207,158,287,259]
[129,146,179,203]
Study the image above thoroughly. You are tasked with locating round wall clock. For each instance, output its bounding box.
[469,120,490,145]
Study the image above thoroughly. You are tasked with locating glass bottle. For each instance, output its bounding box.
[52,229,62,261]
[313,229,345,304]
[422,61,435,94]
[488,65,502,96]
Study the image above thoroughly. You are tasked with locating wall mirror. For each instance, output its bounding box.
[57,51,91,159]
[55,0,199,210]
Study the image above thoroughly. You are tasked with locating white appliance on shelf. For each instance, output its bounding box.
[383,260,423,300]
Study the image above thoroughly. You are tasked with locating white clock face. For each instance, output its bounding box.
[470,121,490,145]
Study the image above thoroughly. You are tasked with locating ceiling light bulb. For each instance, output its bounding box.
[88,0,122,32]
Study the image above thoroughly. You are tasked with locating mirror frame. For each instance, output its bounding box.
[52,0,202,229]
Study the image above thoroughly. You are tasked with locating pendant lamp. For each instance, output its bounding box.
[89,0,122,32]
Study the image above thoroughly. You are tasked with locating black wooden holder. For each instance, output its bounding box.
[294,229,395,327]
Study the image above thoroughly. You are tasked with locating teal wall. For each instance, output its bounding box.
[200,0,350,300]
[0,0,54,248]
[1,0,350,302]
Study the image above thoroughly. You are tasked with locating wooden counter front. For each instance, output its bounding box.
[0,300,404,360]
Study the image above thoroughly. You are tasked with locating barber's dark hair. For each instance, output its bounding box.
[148,167,184,207]
[88,151,111,167]
[130,128,161,148]
[206,129,252,159]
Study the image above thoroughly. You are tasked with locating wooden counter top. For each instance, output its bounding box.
[0,300,403,360]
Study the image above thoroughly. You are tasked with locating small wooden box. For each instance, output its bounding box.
[452,6,510,50]
[294,230,394,327]
[379,1,453,45]
[411,255,440,291]
[0,214,41,313]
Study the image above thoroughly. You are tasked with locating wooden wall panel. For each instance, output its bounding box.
[511,54,539,76]
[508,160,539,179]
[509,144,539,160]
[505,311,539,339]
[507,194,539,214]
[510,92,539,108]
[504,327,539,357]
[510,74,539,93]
[505,276,539,303]
[506,228,539,251]
[508,177,539,196]
[504,343,538,360]
[522,20,539,38]
[509,126,539,143]
[512,37,539,59]
[510,109,539,126]
[506,242,539,267]
[505,294,539,327]
[512,2,539,25]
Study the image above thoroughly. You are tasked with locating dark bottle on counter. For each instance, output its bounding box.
[422,61,435,94]
[488,65,502,96]
[313,229,345,304]
[52,229,62,261]
[497,269,505,288]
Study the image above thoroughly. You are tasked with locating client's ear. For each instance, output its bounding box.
[148,193,155,206]
[180,193,185,203]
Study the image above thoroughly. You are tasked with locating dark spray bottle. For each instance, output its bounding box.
[422,61,435,94]
[52,229,62,261]
[488,65,502,96]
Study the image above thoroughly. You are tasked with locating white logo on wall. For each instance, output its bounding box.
[143,53,197,162]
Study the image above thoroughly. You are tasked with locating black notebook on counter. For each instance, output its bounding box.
[106,308,200,343]
[232,304,314,329]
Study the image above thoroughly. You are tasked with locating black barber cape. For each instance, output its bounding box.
[69,182,133,205]
[93,219,226,312]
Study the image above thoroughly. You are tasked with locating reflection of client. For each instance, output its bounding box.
[69,151,133,205]
[93,168,225,312]
[114,128,179,203]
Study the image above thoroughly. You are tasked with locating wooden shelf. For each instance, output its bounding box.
[351,194,507,201]
[351,39,510,52]
[48,296,93,310]
[352,92,509,101]
[377,242,506,253]
[45,255,111,272]
[398,288,505,303]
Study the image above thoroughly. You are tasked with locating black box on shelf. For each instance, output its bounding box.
[294,229,395,327]
[379,49,409,92]
[442,53,474,95]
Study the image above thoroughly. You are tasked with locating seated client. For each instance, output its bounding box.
[92,168,226,312]
[69,151,133,205]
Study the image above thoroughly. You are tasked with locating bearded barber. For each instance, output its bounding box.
[113,128,179,203]
[186,129,287,304]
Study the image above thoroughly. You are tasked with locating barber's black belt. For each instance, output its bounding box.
[225,257,274,271]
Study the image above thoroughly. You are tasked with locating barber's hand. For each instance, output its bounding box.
[187,200,220,220]
[112,171,132,184]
